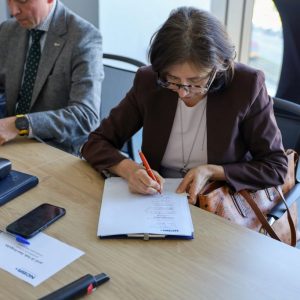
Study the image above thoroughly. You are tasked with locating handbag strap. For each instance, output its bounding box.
[239,188,297,247]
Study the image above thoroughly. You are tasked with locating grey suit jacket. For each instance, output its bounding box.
[0,1,103,155]
[82,63,288,192]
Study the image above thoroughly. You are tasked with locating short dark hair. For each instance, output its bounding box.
[148,7,236,93]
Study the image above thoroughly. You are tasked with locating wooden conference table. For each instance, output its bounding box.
[1,139,300,300]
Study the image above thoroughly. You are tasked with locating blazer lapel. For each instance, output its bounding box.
[6,28,29,115]
[30,2,67,108]
[31,33,65,106]
[207,92,221,163]
[146,89,222,169]
[143,88,178,170]
[207,91,232,164]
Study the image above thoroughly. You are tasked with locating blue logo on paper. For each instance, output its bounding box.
[16,268,36,280]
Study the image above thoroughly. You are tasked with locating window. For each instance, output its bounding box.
[248,0,283,96]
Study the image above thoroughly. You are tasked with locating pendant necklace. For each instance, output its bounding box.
[179,99,207,176]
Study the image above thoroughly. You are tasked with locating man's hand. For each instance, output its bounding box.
[0,116,19,145]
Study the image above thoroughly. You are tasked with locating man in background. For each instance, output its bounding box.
[0,0,103,155]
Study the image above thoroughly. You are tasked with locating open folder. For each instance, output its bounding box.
[97,177,194,240]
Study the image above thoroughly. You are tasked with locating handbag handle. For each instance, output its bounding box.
[239,188,297,247]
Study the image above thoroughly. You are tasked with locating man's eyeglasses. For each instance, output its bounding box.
[157,68,217,95]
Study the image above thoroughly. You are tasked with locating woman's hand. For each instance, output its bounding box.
[109,159,164,195]
[176,164,225,205]
[127,168,164,194]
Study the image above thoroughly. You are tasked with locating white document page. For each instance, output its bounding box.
[98,177,194,238]
[0,232,84,287]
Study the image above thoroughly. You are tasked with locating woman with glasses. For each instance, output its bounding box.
[82,7,287,205]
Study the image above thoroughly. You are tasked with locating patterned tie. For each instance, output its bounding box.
[16,29,44,114]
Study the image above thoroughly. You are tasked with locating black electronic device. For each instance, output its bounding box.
[15,114,29,136]
[0,158,11,179]
[0,170,38,206]
[6,203,66,238]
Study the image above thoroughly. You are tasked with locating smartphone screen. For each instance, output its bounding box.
[6,203,66,238]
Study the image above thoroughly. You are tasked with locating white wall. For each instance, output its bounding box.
[61,0,99,28]
[0,1,9,23]
[100,0,211,64]
[0,1,99,26]
[0,0,254,67]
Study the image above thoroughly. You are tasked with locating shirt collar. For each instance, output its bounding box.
[36,0,57,32]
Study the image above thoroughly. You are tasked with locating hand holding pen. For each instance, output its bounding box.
[138,150,162,194]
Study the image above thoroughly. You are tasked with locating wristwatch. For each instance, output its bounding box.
[15,114,29,136]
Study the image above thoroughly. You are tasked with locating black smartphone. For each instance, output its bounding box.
[6,203,66,238]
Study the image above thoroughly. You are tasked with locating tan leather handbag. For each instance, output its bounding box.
[198,149,299,246]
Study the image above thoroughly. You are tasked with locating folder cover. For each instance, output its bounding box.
[97,177,194,240]
[0,170,39,205]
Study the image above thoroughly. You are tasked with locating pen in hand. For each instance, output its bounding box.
[138,150,161,194]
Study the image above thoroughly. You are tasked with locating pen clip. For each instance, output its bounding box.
[127,233,166,240]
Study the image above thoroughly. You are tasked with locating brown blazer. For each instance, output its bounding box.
[82,63,288,192]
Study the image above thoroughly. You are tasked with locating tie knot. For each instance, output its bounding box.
[30,29,44,42]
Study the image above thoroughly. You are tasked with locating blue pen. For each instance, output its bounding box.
[0,229,30,245]
[14,234,30,245]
